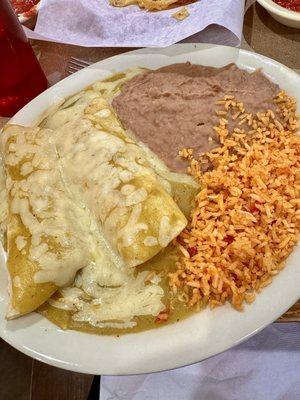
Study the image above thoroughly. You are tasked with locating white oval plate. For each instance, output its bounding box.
[0,44,299,375]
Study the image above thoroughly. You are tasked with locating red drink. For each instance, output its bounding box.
[0,0,47,117]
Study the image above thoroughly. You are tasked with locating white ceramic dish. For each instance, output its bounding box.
[0,44,299,375]
[257,0,300,28]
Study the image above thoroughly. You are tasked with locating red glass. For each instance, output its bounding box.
[0,0,48,117]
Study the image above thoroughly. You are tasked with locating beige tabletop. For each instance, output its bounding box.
[0,4,299,400]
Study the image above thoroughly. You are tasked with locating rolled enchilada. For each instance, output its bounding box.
[1,125,91,317]
[1,92,189,320]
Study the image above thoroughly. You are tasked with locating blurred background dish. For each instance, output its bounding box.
[10,0,40,27]
[257,0,300,28]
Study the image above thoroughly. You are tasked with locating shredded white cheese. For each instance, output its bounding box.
[144,236,158,247]
[13,276,21,288]
[15,236,27,251]
[1,90,187,327]
[69,271,164,328]
[0,157,7,243]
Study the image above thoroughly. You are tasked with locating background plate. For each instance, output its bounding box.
[0,44,299,375]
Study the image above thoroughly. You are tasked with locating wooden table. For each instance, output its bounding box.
[0,4,299,400]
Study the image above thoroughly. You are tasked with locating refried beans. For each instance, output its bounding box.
[112,63,280,172]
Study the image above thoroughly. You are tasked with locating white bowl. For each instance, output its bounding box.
[257,0,300,28]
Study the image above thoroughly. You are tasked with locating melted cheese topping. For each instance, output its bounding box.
[0,156,7,244]
[45,93,187,265]
[2,126,92,286]
[1,90,189,326]
[51,271,164,329]
[15,235,26,251]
